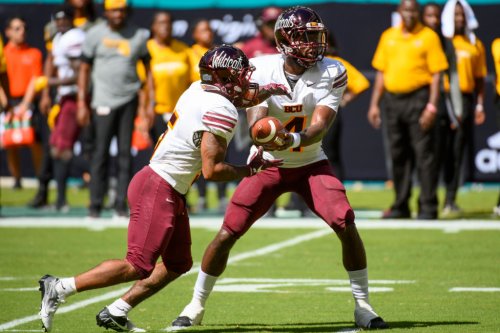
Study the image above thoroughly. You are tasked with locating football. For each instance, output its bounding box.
[251,116,285,146]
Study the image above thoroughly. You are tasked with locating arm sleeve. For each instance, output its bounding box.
[34,49,43,76]
[201,106,238,140]
[81,30,96,64]
[371,32,387,71]
[65,30,86,59]
[138,29,151,65]
[318,64,347,111]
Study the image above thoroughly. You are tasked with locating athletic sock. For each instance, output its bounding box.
[56,277,77,298]
[108,298,132,317]
[192,271,218,307]
[348,268,371,308]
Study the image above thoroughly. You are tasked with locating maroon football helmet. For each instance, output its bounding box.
[199,45,258,107]
[274,6,327,68]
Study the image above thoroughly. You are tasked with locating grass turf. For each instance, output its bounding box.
[0,224,499,332]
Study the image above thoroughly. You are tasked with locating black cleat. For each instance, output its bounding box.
[366,317,389,329]
[96,307,146,332]
[171,316,194,328]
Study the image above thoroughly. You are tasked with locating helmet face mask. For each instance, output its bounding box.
[199,45,257,107]
[275,6,327,68]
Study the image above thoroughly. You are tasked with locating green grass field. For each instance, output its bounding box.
[1,183,499,332]
[0,218,500,333]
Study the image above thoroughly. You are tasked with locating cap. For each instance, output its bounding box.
[260,7,282,23]
[52,5,74,20]
[104,0,127,10]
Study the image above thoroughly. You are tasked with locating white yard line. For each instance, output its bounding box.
[1,217,500,232]
[0,229,331,331]
[1,288,39,292]
[449,287,500,292]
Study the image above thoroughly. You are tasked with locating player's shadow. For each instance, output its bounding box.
[170,320,479,332]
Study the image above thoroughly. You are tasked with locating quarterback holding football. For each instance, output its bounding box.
[172,6,388,330]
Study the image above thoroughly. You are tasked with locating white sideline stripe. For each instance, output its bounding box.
[217,278,415,284]
[0,229,330,331]
[449,287,500,292]
[2,330,45,332]
[1,217,500,232]
[1,288,39,292]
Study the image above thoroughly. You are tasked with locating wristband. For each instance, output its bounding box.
[475,104,484,112]
[290,132,301,149]
[425,103,437,114]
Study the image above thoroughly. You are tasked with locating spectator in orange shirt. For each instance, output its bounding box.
[4,16,44,189]
[0,36,9,111]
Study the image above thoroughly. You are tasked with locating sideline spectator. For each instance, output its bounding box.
[0,36,8,112]
[77,0,153,218]
[19,6,85,212]
[30,0,98,209]
[437,0,486,216]
[143,11,190,142]
[4,16,43,189]
[368,0,448,219]
[236,7,282,58]
[187,19,212,83]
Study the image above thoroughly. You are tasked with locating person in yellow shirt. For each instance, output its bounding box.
[368,0,448,219]
[187,19,213,82]
[493,38,500,105]
[323,34,370,180]
[491,37,500,216]
[146,11,191,141]
[436,0,486,216]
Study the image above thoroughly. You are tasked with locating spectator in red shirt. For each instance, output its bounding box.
[236,7,282,58]
[4,16,44,189]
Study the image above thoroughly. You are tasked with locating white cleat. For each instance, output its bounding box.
[38,275,65,332]
[169,302,205,328]
[354,301,389,329]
